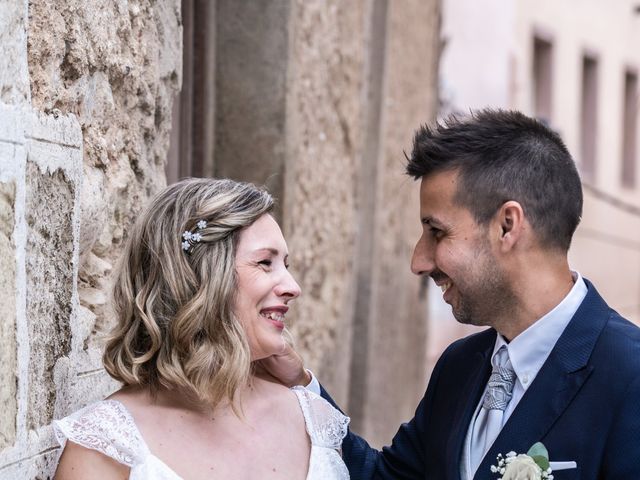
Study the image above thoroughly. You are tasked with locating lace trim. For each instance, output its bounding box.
[291,386,350,449]
[54,400,149,467]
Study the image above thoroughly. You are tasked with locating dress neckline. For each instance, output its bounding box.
[102,388,319,480]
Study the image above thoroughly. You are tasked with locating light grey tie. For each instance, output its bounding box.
[483,347,516,410]
[469,346,516,474]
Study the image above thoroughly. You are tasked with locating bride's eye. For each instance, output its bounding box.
[258,259,272,267]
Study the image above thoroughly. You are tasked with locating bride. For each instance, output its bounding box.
[54,178,350,479]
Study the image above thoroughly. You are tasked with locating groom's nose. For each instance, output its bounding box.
[411,234,435,276]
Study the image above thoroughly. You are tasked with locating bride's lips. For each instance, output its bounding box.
[259,306,288,330]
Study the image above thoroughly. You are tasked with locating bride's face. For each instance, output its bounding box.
[234,214,301,361]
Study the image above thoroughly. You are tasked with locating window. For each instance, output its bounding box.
[532,36,553,125]
[580,54,599,182]
[621,70,638,188]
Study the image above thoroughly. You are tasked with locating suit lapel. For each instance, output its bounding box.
[446,337,494,480]
[473,359,594,479]
[472,281,609,480]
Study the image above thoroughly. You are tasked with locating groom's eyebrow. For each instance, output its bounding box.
[421,215,445,228]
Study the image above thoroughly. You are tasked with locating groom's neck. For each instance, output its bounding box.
[494,252,574,341]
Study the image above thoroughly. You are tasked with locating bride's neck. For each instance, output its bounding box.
[148,374,268,415]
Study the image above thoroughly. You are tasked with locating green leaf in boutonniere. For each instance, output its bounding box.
[527,442,550,471]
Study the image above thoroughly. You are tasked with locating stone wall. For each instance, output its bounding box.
[0,0,181,477]
[0,109,87,477]
[0,180,17,450]
[27,0,181,338]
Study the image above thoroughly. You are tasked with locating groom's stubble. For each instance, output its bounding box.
[449,234,518,330]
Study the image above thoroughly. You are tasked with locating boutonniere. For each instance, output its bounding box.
[491,442,554,480]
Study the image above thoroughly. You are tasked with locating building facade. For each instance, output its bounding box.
[430,0,640,368]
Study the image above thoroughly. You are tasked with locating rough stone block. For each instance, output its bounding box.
[0,0,29,104]
[0,181,17,449]
[0,104,24,143]
[54,352,119,419]
[25,111,83,149]
[0,445,59,480]
[25,161,74,430]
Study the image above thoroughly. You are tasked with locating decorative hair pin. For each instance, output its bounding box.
[181,220,207,253]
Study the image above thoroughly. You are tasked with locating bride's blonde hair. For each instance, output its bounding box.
[103,178,274,409]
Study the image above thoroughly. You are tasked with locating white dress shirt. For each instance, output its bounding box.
[461,272,588,479]
[306,369,322,395]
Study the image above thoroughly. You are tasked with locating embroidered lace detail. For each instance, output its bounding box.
[53,400,148,467]
[291,386,350,479]
[291,386,350,449]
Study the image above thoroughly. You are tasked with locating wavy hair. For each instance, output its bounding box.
[103,178,274,410]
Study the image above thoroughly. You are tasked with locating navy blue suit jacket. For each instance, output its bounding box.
[324,280,640,479]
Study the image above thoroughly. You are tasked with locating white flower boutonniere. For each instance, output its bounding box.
[491,442,554,480]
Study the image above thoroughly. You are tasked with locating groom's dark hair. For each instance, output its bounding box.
[406,109,583,251]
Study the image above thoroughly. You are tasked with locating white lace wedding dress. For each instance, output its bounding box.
[54,386,350,479]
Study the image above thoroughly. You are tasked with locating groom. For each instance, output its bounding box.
[266,109,640,479]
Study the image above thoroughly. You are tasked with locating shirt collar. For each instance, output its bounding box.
[491,271,588,390]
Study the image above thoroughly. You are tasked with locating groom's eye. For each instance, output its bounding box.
[429,227,444,239]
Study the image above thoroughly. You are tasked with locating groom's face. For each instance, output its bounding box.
[411,169,513,327]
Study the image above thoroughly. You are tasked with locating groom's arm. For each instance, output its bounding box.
[318,343,453,480]
[601,374,640,478]
[320,384,433,480]
[317,385,379,480]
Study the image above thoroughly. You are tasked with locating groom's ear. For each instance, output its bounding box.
[494,201,525,253]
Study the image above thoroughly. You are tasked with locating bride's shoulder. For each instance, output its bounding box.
[54,392,149,469]
[53,394,147,479]
[55,438,130,480]
[56,396,141,440]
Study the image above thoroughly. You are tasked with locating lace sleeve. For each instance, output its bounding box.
[53,400,149,467]
[292,386,350,449]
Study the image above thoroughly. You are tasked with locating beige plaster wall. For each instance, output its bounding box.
[282,0,438,447]
[283,0,367,407]
[514,0,640,205]
[353,0,439,446]
[514,0,640,324]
